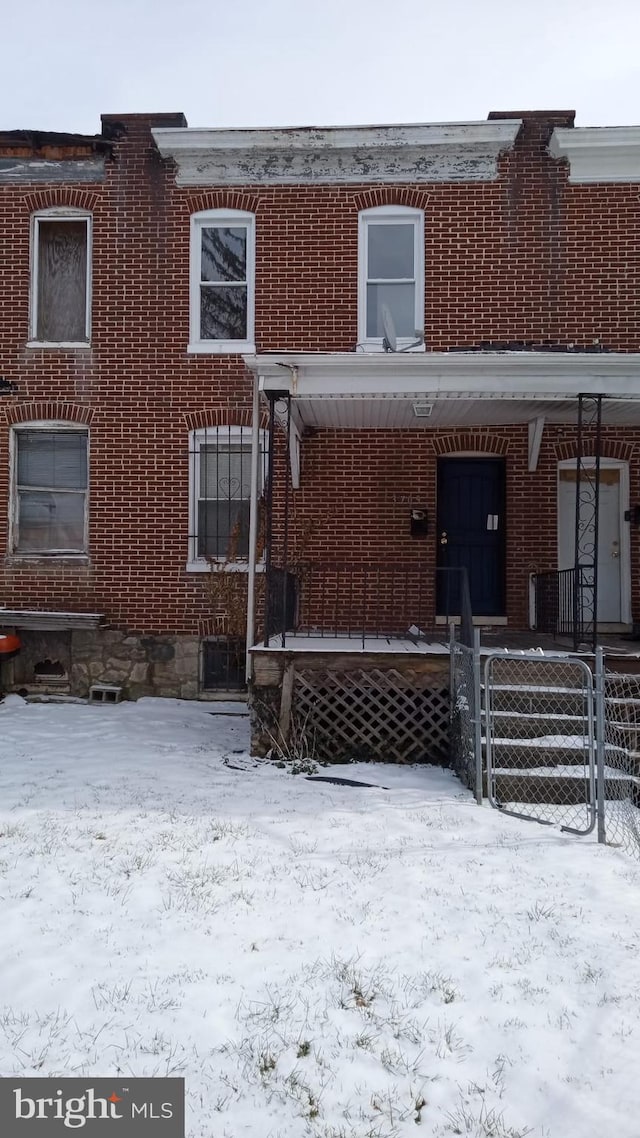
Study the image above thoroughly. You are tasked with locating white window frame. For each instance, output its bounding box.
[9,422,90,557]
[29,208,92,346]
[187,426,267,571]
[188,209,256,354]
[357,205,425,353]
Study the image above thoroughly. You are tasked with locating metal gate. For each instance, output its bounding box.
[484,652,596,835]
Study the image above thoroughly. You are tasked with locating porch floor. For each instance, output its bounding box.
[255,630,640,659]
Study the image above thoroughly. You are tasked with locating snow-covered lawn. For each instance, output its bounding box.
[2,695,640,1138]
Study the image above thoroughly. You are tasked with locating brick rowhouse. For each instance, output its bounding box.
[0,109,639,697]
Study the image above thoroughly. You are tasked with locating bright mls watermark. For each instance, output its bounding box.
[0,1078,184,1135]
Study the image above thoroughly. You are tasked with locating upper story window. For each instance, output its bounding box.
[189,210,256,354]
[188,426,266,569]
[30,210,91,345]
[11,426,89,556]
[358,206,425,352]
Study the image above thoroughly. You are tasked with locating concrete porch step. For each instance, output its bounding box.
[486,739,590,769]
[483,685,591,716]
[481,709,587,738]
[492,770,636,806]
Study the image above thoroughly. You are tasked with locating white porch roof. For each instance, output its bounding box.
[243,351,640,428]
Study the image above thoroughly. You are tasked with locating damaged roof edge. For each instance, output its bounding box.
[0,129,112,152]
[152,119,523,156]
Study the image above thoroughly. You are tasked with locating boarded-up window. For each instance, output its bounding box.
[34,218,89,342]
[14,430,88,554]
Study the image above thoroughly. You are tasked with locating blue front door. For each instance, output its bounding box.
[436,457,506,617]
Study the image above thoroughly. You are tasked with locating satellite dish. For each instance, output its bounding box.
[381,304,397,352]
[380,303,425,352]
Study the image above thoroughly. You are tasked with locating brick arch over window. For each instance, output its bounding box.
[554,438,635,462]
[183,407,269,431]
[185,191,261,215]
[351,187,432,212]
[431,433,510,455]
[1,402,95,426]
[22,188,99,213]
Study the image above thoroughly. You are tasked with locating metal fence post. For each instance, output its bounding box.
[473,626,483,805]
[595,646,607,845]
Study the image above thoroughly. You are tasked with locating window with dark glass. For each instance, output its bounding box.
[199,226,249,341]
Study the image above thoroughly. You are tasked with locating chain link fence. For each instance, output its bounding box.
[597,656,640,860]
[473,647,640,859]
[484,652,596,836]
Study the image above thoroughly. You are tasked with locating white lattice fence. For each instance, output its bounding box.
[293,667,450,763]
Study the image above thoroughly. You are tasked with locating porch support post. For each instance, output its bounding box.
[281,395,292,647]
[274,400,302,488]
[594,646,607,845]
[245,375,261,681]
[473,626,483,805]
[263,393,277,646]
[528,415,545,472]
[574,394,603,652]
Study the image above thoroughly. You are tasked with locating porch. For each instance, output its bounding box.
[242,349,640,761]
[250,620,640,765]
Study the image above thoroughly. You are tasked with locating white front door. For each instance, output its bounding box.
[558,465,625,623]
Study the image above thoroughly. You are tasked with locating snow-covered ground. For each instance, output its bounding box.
[2,695,640,1138]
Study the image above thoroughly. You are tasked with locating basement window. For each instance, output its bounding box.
[202,637,246,691]
[30,211,91,344]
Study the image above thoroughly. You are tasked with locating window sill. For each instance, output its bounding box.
[186,560,265,574]
[5,554,91,567]
[187,341,256,355]
[26,341,91,350]
[357,340,426,354]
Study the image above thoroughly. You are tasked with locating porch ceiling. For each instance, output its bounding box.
[244,351,640,430]
[285,395,640,430]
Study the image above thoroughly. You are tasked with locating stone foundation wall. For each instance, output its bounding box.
[1,627,204,700]
[71,631,202,699]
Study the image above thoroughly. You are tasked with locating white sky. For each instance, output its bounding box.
[3,0,640,135]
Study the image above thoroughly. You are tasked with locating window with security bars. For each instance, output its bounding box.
[189,210,255,351]
[188,426,265,564]
[31,213,91,343]
[13,429,89,554]
[201,637,246,691]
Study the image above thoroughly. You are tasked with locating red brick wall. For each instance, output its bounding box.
[0,111,639,635]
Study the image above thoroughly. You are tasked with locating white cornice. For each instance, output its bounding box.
[152,120,522,185]
[244,351,640,400]
[549,126,640,183]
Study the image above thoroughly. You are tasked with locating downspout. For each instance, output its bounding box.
[245,374,261,682]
